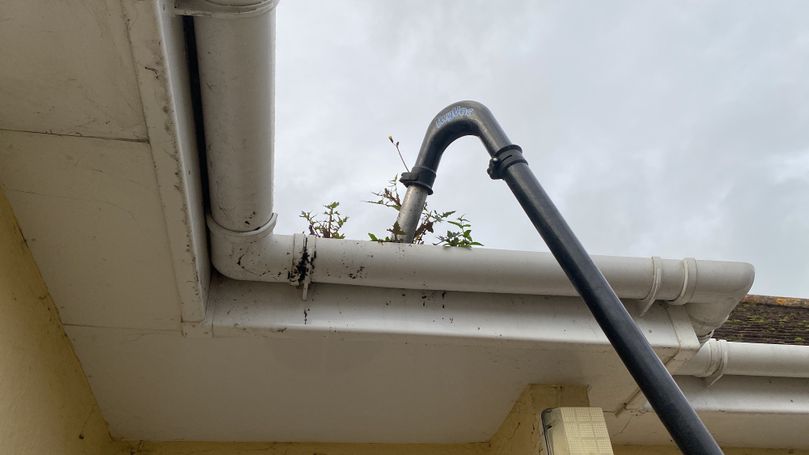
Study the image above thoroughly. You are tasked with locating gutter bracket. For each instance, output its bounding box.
[669,257,698,306]
[637,256,663,317]
[174,0,279,18]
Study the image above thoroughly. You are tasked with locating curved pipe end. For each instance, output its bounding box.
[399,100,518,194]
[395,101,523,242]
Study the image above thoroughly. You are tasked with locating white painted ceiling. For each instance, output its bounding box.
[2,0,809,449]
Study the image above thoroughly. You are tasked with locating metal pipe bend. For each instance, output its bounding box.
[399,100,516,194]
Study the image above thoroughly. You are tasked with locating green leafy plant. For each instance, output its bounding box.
[299,201,348,239]
[301,136,483,248]
[365,176,476,246]
[436,216,482,247]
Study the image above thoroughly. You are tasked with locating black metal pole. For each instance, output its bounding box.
[399,101,724,455]
[496,162,723,455]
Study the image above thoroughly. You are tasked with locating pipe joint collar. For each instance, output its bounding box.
[487,145,526,180]
[670,257,698,306]
[207,212,277,243]
[207,212,284,281]
[174,0,279,19]
[399,166,437,194]
[704,339,729,386]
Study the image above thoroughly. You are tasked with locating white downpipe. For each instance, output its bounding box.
[208,220,754,338]
[677,339,809,381]
[194,0,278,232]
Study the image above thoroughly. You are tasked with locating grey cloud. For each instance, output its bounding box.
[273,0,809,296]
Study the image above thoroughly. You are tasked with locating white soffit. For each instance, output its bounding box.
[0,0,208,326]
[608,377,809,449]
[0,130,181,329]
[62,279,809,447]
[65,282,685,443]
[0,0,146,139]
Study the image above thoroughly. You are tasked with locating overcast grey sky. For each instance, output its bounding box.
[272,0,809,297]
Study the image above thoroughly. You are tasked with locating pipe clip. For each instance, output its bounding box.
[487,145,526,180]
[174,0,279,19]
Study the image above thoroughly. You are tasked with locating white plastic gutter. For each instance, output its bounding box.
[208,222,754,339]
[620,340,809,414]
[677,339,809,383]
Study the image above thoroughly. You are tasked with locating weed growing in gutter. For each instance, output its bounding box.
[300,202,348,239]
[300,137,483,247]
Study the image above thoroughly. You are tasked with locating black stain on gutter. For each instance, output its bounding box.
[346,265,365,280]
[288,241,316,287]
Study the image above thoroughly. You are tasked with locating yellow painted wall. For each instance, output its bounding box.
[0,191,123,454]
[128,385,808,455]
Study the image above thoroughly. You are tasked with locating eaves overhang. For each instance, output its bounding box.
[2,0,809,450]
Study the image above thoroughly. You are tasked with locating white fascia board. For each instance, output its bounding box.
[123,0,210,322]
[209,275,689,352]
